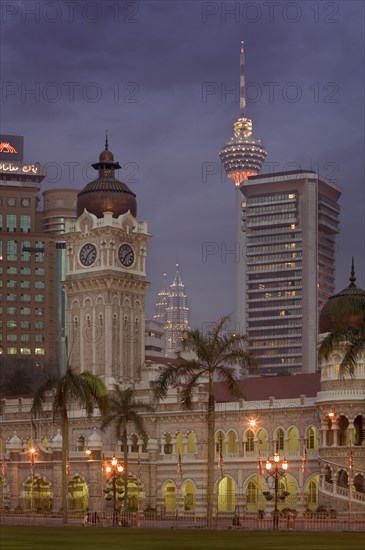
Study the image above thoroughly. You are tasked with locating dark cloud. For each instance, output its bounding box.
[1,0,364,328]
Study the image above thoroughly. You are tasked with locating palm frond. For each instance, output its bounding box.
[215,365,243,399]
[179,369,205,409]
[319,326,362,360]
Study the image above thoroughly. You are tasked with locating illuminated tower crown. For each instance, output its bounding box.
[219,42,267,185]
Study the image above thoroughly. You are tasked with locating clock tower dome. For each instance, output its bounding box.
[63,139,149,387]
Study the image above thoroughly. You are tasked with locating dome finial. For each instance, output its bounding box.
[105,130,109,151]
[349,257,356,286]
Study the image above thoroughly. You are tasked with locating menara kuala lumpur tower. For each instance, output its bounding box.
[219,42,267,337]
[219,44,341,375]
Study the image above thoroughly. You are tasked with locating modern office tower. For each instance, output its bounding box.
[0,135,56,372]
[219,43,267,333]
[153,265,191,354]
[42,189,78,373]
[240,170,341,374]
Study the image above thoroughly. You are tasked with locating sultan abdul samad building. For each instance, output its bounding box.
[0,138,364,519]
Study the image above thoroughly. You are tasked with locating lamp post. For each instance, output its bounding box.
[29,447,36,512]
[265,452,288,530]
[106,456,123,526]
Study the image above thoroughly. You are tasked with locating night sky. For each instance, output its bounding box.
[1,0,364,331]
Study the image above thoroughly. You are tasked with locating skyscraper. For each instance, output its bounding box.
[0,135,78,378]
[153,264,191,354]
[239,170,341,374]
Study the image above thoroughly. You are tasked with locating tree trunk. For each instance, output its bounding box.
[207,370,215,527]
[62,409,69,523]
[122,427,128,513]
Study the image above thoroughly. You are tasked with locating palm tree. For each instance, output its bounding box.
[153,315,256,526]
[31,365,108,523]
[319,299,365,378]
[101,385,153,513]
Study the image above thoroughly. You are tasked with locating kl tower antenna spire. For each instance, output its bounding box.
[239,41,246,117]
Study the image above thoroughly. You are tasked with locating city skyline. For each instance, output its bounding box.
[1,0,364,331]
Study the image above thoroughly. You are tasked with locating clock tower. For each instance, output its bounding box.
[63,139,149,387]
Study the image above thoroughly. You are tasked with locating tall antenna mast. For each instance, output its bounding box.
[239,41,246,117]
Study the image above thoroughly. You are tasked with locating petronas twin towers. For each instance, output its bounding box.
[153,264,191,355]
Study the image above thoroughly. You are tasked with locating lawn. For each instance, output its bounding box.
[1,526,364,550]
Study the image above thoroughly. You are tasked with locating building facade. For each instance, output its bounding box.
[238,171,341,375]
[0,135,78,383]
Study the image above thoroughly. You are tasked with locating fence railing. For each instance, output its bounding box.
[1,510,365,531]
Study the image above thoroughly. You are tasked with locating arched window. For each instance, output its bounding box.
[275,429,284,452]
[216,431,224,454]
[338,416,349,447]
[245,430,254,452]
[164,433,172,455]
[308,480,317,504]
[175,432,183,454]
[307,427,316,449]
[354,415,365,446]
[76,435,85,451]
[131,434,138,453]
[187,432,196,454]
[227,430,237,453]
[141,434,148,453]
[246,481,257,504]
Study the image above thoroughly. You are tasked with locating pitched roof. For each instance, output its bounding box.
[214,374,321,402]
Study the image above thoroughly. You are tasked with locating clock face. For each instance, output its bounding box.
[79,243,97,266]
[118,243,135,267]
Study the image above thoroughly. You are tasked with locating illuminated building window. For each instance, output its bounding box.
[20,348,31,355]
[7,347,17,355]
[6,214,17,232]
[36,308,44,316]
[35,348,45,355]
[20,215,31,232]
[7,241,17,261]
[21,241,31,262]
[275,429,285,451]
[245,430,255,452]
[7,307,17,315]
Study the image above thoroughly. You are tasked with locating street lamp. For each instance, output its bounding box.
[264,452,289,530]
[29,447,36,512]
[106,456,123,526]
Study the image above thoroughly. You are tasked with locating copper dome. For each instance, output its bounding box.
[319,262,365,333]
[76,140,137,219]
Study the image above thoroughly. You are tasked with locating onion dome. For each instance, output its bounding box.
[51,429,63,450]
[319,260,365,333]
[77,136,137,218]
[7,431,23,450]
[87,428,102,449]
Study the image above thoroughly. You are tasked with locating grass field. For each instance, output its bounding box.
[1,526,365,550]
